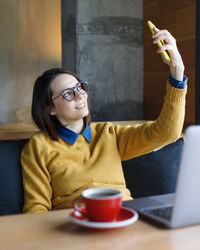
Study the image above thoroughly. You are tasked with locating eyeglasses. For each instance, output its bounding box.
[52,81,88,102]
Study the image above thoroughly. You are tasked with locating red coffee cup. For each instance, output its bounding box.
[73,188,122,222]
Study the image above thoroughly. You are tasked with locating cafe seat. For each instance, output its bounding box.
[0,137,183,216]
[0,139,28,215]
[122,137,184,198]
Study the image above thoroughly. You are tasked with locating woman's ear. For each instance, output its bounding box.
[47,105,56,116]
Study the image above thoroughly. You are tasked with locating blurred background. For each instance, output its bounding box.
[0,0,198,128]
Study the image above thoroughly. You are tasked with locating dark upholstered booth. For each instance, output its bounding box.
[0,138,183,216]
[122,138,184,198]
[0,140,28,215]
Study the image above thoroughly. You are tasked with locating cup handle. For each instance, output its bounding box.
[73,197,87,217]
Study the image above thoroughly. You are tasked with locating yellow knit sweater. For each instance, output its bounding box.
[21,82,187,213]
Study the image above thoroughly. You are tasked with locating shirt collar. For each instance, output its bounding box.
[58,124,91,145]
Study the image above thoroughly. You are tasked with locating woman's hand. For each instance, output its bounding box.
[152,27,185,81]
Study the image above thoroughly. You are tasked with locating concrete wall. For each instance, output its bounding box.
[62,0,143,121]
[0,0,61,124]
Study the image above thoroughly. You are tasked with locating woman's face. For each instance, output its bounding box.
[50,74,89,126]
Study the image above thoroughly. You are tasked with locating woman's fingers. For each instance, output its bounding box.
[153,32,175,45]
[157,44,173,53]
[153,26,160,33]
[152,29,170,38]
[150,26,184,79]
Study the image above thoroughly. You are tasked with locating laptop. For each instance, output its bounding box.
[123,125,200,228]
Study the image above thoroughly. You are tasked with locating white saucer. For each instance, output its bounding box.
[69,206,139,230]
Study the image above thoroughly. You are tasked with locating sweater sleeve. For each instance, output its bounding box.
[21,134,52,213]
[115,80,187,161]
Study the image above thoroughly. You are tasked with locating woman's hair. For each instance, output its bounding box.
[32,68,91,140]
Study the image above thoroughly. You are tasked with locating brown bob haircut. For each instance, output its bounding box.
[32,68,91,140]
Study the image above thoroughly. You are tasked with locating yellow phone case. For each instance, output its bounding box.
[147,20,171,62]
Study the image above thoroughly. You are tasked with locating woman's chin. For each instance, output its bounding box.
[81,107,89,117]
[76,110,89,120]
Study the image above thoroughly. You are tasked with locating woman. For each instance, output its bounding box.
[21,27,187,213]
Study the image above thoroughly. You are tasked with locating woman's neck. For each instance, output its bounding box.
[64,119,85,134]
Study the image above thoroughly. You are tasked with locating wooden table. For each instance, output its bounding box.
[0,209,200,250]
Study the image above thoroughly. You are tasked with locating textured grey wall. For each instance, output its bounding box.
[0,0,61,124]
[62,0,143,122]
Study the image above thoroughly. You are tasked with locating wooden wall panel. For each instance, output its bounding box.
[143,0,196,127]
[0,0,61,123]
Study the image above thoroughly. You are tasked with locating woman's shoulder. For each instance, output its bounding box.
[90,121,115,130]
[90,121,119,135]
[28,130,53,146]
[22,130,57,156]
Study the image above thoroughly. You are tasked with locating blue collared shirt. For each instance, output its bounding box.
[58,123,91,145]
[58,74,187,144]
[169,74,188,89]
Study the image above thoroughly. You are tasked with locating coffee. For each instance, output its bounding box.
[87,192,118,198]
[73,187,122,222]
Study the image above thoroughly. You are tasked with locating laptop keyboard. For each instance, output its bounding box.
[142,206,174,221]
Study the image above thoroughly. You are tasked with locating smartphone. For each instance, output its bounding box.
[147,20,171,62]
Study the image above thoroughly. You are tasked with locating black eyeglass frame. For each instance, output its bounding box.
[52,81,88,102]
